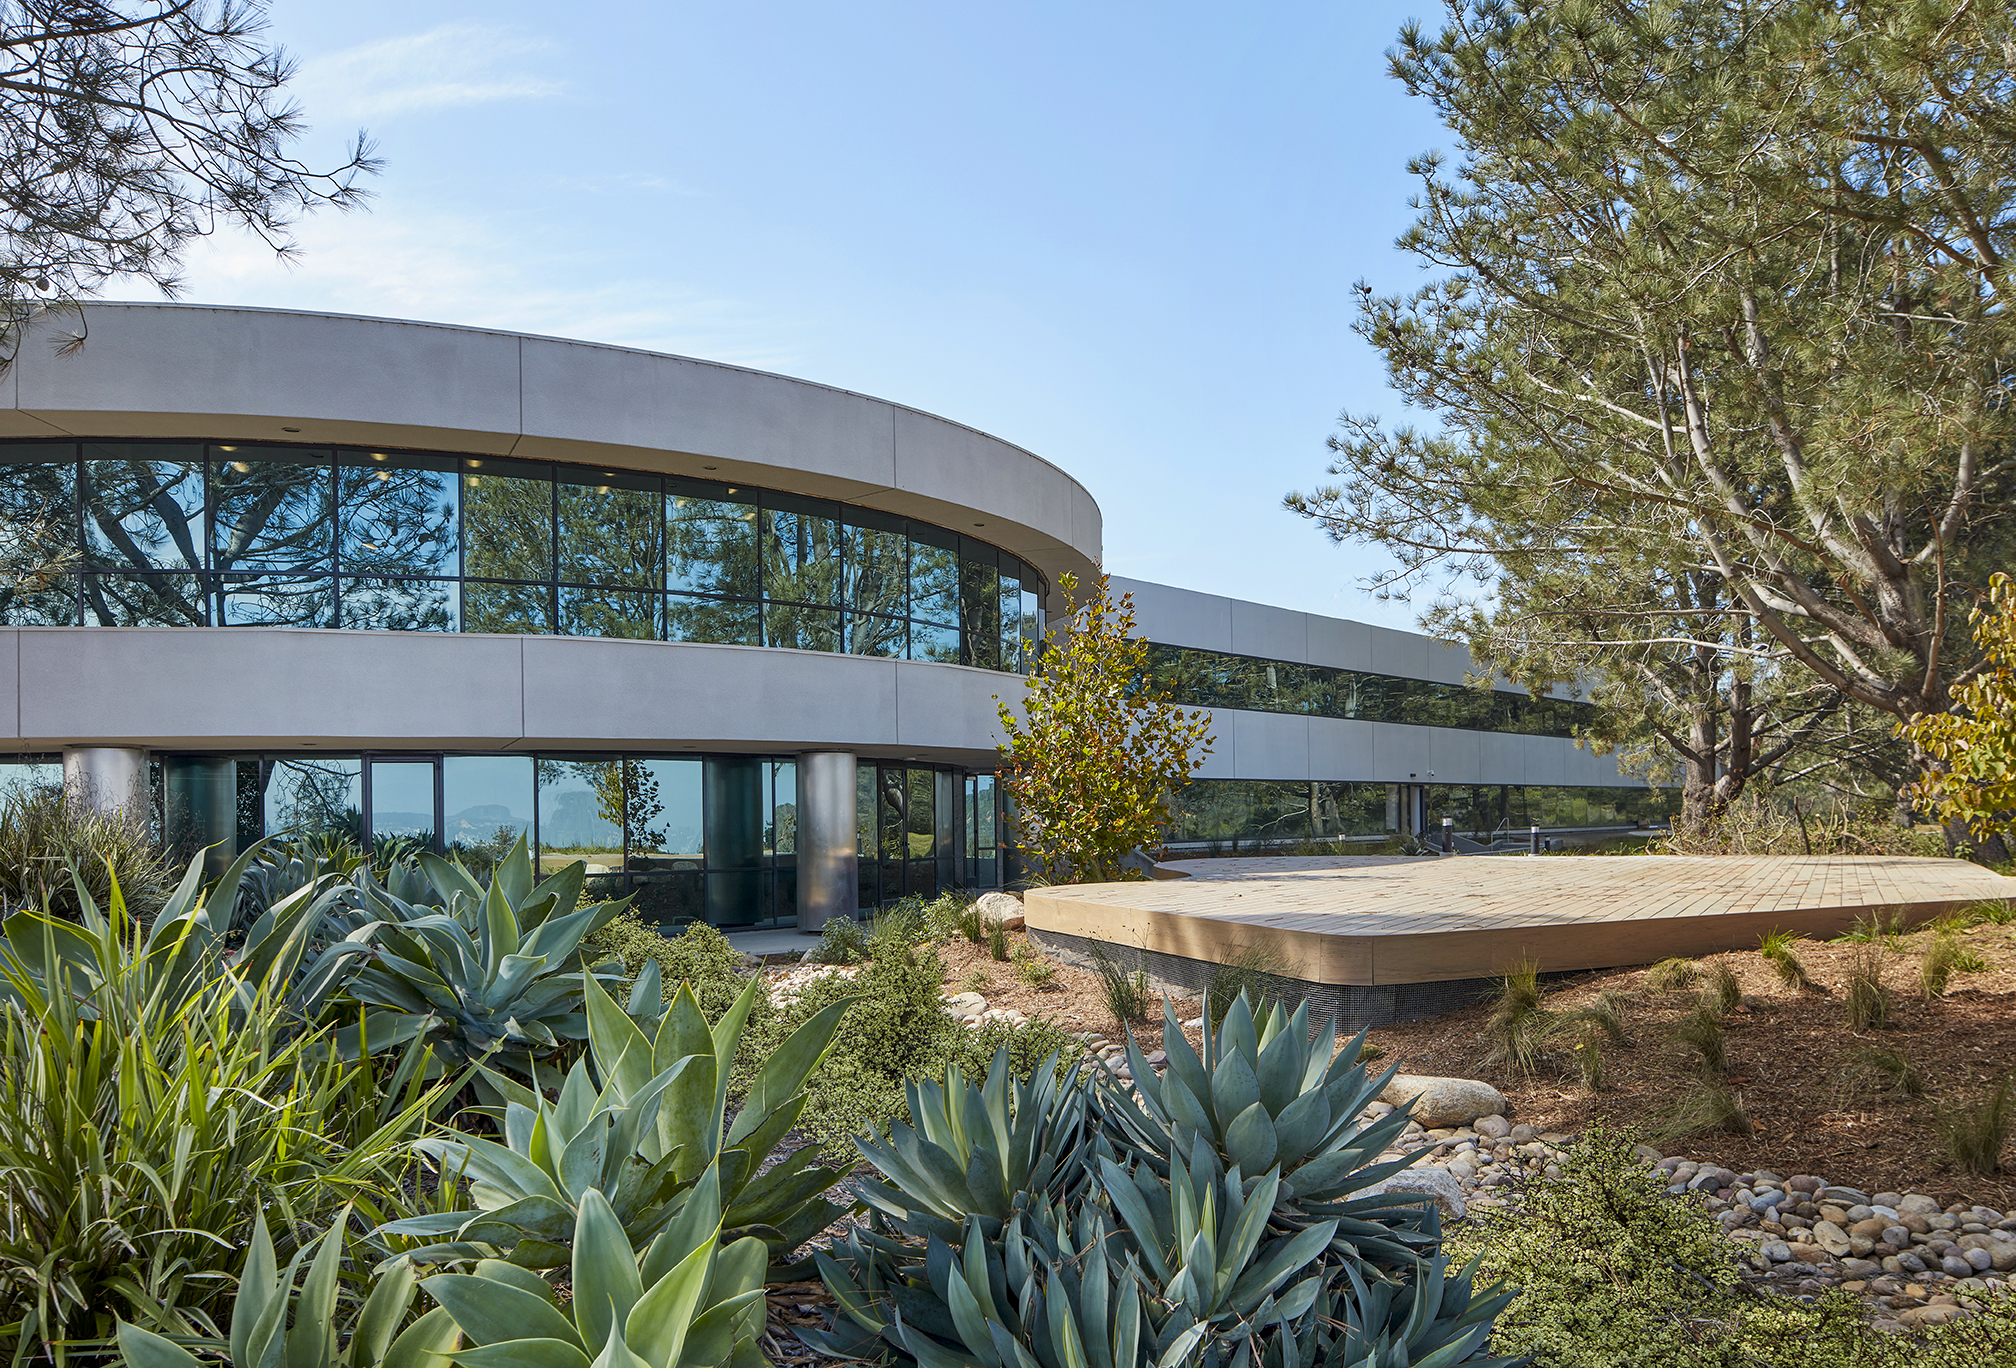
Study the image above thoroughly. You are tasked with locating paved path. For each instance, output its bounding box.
[1023,854,2016,985]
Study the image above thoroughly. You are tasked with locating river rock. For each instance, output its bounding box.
[1380,1076,1507,1127]
[1814,1221,1852,1256]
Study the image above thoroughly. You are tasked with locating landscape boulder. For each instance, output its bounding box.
[974,891,1026,930]
[1359,1167,1467,1219]
[1379,1075,1507,1128]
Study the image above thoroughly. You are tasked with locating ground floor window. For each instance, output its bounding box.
[1166,778,1676,849]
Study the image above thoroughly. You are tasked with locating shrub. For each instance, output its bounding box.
[1705,959,1743,1013]
[1920,930,1963,999]
[581,912,755,1021]
[1844,943,1891,1030]
[1650,1078,1753,1144]
[987,915,1010,961]
[1483,959,1553,1078]
[1757,929,1817,991]
[1938,1074,2015,1176]
[1012,942,1057,988]
[1671,999,1728,1076]
[748,928,1080,1151]
[1645,957,1699,991]
[1450,1122,1741,1365]
[1087,941,1153,1026]
[0,785,172,924]
[813,914,869,965]
[1845,1044,1926,1100]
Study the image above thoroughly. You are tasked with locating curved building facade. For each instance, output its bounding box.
[1,304,1652,932]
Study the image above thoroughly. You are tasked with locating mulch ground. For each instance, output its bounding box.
[915,917,2016,1209]
[1360,918,2016,1208]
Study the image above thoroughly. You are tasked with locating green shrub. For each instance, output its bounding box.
[746,929,1079,1151]
[1672,998,1728,1076]
[1937,1073,2015,1176]
[582,913,756,1021]
[1087,940,1153,1026]
[1453,1123,2016,1365]
[1920,930,1963,999]
[1845,942,1891,1030]
[987,915,1010,961]
[1845,1044,1926,1099]
[1757,929,1817,991]
[1012,942,1058,987]
[1705,960,1743,1013]
[0,785,172,924]
[813,914,869,965]
[1484,960,1553,1078]
[1649,1078,1752,1144]
[1645,957,1700,991]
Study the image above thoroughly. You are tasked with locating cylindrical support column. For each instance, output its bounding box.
[62,746,148,818]
[796,751,859,933]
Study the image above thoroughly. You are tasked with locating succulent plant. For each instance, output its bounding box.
[853,1046,1098,1242]
[379,974,856,1273]
[421,1175,768,1368]
[1103,995,1439,1268]
[1322,1255,1525,1368]
[116,1210,456,1368]
[335,835,627,1071]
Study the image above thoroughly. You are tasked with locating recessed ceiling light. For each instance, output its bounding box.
[282,427,301,433]
[703,466,718,471]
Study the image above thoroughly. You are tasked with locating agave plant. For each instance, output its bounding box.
[811,1149,1338,1368]
[421,1174,768,1368]
[1103,994,1439,1268]
[335,835,628,1071]
[1323,1256,1525,1368]
[853,1045,1099,1242]
[116,1211,457,1368]
[379,972,855,1273]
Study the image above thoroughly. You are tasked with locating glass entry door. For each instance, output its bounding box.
[367,758,440,852]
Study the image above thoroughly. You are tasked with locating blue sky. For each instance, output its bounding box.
[173,1,1449,629]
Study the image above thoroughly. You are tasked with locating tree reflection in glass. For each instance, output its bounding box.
[338,454,457,576]
[559,474,660,586]
[81,445,208,624]
[464,462,553,632]
[0,449,77,624]
[667,491,757,596]
[844,518,907,657]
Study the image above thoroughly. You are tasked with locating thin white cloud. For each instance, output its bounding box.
[166,206,802,372]
[297,25,565,119]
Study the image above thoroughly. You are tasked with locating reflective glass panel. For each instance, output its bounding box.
[559,473,660,587]
[667,492,758,597]
[845,613,906,657]
[906,768,935,860]
[443,755,534,873]
[844,519,906,619]
[665,592,760,645]
[560,586,659,638]
[0,447,77,624]
[217,574,334,627]
[760,500,840,605]
[770,761,796,857]
[212,448,331,573]
[0,758,61,798]
[876,766,904,861]
[81,572,207,626]
[537,757,624,870]
[625,759,703,871]
[763,602,840,652]
[261,756,362,841]
[463,462,552,582]
[369,761,436,844]
[960,553,1000,671]
[464,580,553,634]
[910,618,959,664]
[632,871,703,925]
[997,567,1022,674]
[1020,586,1041,671]
[338,453,457,576]
[908,527,959,625]
[82,445,205,570]
[341,578,457,631]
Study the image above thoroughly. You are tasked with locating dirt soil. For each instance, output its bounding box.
[918,918,2016,1210]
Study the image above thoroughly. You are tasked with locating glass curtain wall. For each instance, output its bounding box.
[856,761,978,908]
[1142,642,1598,738]
[1166,779,1674,846]
[1,440,1044,673]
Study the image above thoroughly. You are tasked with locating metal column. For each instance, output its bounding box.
[62,746,148,818]
[796,751,859,933]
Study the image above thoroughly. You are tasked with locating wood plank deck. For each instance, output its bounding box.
[1022,855,2016,985]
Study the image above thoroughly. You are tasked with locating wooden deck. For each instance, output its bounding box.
[1022,854,2016,985]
